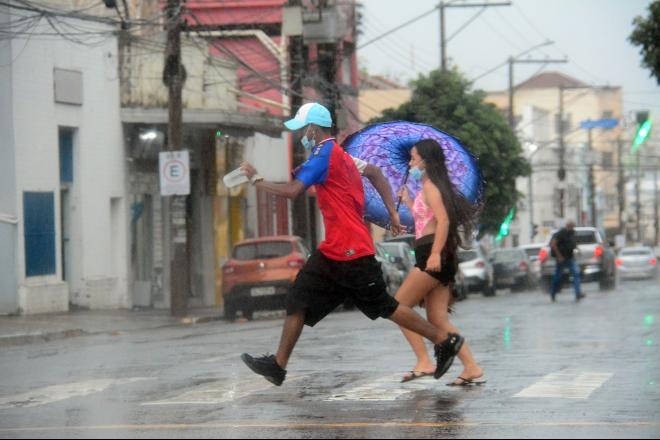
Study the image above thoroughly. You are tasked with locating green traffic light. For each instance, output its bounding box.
[633,119,652,151]
[496,208,516,241]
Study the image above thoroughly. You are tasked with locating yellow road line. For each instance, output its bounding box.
[0,421,659,432]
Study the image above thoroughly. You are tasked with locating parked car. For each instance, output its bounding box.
[458,246,496,297]
[379,241,416,274]
[616,247,657,280]
[519,243,546,282]
[375,243,405,295]
[539,227,617,291]
[490,248,536,292]
[222,236,311,321]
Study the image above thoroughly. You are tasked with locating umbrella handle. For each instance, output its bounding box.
[396,171,410,212]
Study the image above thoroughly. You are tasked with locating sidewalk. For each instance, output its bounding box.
[0,307,225,347]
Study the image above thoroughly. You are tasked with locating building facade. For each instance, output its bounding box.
[487,72,624,245]
[0,2,129,314]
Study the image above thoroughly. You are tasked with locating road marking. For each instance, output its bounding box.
[326,374,430,401]
[201,353,241,363]
[142,375,307,406]
[514,371,613,399]
[0,378,151,409]
[0,421,659,433]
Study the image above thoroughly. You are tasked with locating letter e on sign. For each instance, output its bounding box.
[159,151,190,196]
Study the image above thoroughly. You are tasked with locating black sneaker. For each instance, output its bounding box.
[434,333,464,379]
[241,353,287,386]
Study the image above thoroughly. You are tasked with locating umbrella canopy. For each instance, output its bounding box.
[343,121,483,231]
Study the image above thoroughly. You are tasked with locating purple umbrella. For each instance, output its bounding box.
[343,121,483,231]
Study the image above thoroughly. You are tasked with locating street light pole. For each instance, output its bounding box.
[439,1,511,71]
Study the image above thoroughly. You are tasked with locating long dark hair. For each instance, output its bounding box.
[414,139,480,251]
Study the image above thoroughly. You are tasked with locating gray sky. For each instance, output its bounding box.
[358,0,660,117]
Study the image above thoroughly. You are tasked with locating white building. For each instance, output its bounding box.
[487,72,624,246]
[0,2,129,314]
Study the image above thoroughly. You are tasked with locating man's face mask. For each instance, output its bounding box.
[301,125,317,150]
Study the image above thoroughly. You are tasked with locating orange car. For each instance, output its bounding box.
[222,236,311,321]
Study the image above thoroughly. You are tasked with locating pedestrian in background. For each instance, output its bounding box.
[550,221,584,302]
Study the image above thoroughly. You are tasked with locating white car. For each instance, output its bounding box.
[616,247,658,280]
[458,246,496,297]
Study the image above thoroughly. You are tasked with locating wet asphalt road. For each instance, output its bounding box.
[0,276,659,439]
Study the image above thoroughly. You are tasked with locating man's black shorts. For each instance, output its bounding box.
[287,250,400,327]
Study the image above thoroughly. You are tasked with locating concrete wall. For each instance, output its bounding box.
[0,4,18,314]
[9,13,128,313]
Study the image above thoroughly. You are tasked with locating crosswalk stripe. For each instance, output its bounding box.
[0,378,151,409]
[514,371,613,399]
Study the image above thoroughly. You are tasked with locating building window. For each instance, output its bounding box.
[59,128,74,185]
[24,192,56,277]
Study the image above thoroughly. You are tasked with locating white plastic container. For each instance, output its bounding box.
[223,168,250,188]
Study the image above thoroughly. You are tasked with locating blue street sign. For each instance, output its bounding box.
[580,118,619,130]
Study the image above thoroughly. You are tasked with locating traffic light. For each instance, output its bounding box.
[632,118,652,151]
[532,224,539,238]
[496,208,516,242]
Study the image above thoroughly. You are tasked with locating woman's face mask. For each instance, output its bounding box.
[409,166,425,181]
[409,147,426,181]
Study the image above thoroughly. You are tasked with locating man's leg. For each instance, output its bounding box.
[389,304,446,345]
[275,310,305,369]
[568,258,582,299]
[550,261,564,301]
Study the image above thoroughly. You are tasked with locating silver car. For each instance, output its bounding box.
[617,247,658,280]
[458,246,496,297]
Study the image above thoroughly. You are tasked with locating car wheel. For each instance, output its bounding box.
[243,309,255,321]
[483,284,496,297]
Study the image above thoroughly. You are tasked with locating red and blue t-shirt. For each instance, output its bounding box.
[294,139,375,261]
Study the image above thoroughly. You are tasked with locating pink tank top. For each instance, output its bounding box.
[413,191,435,239]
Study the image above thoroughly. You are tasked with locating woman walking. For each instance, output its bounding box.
[396,139,485,386]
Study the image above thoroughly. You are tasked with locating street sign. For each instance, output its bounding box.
[159,151,190,196]
[579,118,619,130]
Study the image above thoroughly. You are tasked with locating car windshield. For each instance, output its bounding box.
[621,249,652,256]
[234,242,292,260]
[575,231,598,244]
[458,251,478,263]
[493,250,522,262]
[524,248,542,259]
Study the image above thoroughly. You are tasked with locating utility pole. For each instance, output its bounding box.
[439,1,511,71]
[164,0,187,317]
[587,128,596,227]
[507,57,566,130]
[655,166,659,246]
[617,136,626,236]
[636,150,642,242]
[287,0,313,248]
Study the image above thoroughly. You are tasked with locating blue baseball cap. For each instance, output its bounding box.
[284,103,333,131]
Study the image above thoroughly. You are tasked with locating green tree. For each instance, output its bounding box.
[372,69,530,236]
[630,0,660,85]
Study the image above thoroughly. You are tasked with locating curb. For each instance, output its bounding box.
[179,315,225,325]
[0,329,87,347]
[0,312,226,347]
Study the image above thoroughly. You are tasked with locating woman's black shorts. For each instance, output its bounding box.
[414,234,458,287]
[287,250,400,327]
